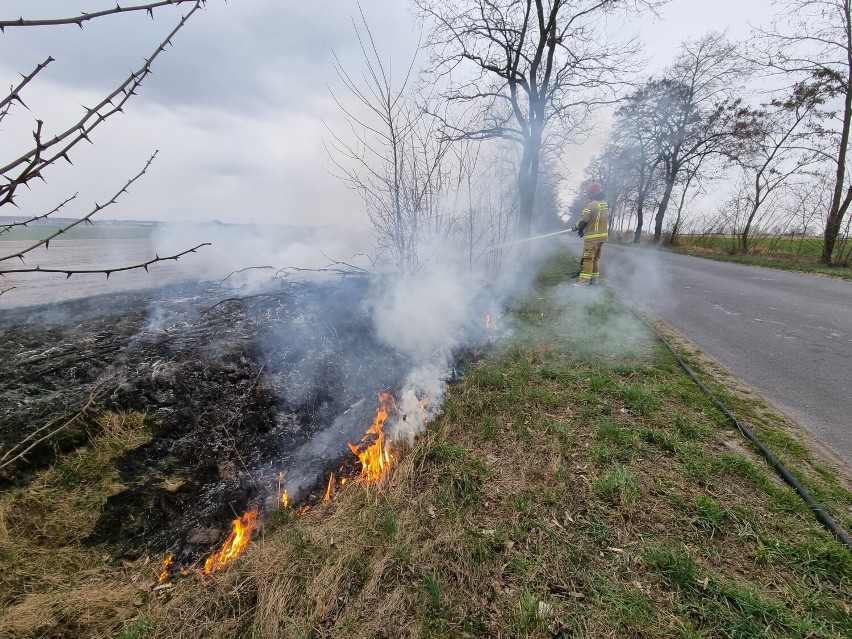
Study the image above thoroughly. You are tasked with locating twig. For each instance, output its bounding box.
[0,2,202,208]
[273,266,365,278]
[0,1,203,29]
[0,381,110,471]
[1,153,159,263]
[0,194,78,237]
[319,249,369,273]
[217,265,276,286]
[0,243,210,278]
[205,292,291,313]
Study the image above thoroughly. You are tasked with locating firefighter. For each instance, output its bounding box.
[572,182,608,286]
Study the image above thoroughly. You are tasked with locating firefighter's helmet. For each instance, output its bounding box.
[585,182,603,196]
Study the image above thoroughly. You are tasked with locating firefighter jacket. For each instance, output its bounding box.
[578,199,608,241]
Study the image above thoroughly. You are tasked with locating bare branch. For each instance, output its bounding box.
[0,1,203,208]
[0,193,78,237]
[0,382,109,472]
[0,243,210,278]
[0,1,203,29]
[0,152,160,264]
[0,56,54,125]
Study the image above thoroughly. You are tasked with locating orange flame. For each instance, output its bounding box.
[202,509,259,574]
[280,490,290,509]
[323,472,335,502]
[157,554,173,583]
[485,314,498,331]
[348,393,397,481]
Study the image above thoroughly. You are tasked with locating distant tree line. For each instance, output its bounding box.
[326,0,850,270]
[582,0,852,266]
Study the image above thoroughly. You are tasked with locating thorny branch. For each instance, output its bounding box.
[0,1,203,209]
[0,0,204,30]
[0,243,211,279]
[0,194,78,236]
[0,56,54,124]
[0,153,157,264]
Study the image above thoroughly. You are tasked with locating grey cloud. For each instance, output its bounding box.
[0,1,419,117]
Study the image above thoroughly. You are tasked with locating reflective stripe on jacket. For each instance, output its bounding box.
[581,199,608,241]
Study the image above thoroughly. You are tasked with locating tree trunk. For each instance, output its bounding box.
[740,220,752,254]
[822,22,852,264]
[670,170,695,246]
[634,200,644,243]
[517,159,534,240]
[740,193,765,254]
[823,185,852,264]
[517,127,542,244]
[654,174,676,243]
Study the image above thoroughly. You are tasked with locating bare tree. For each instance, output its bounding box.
[414,0,653,251]
[729,80,828,253]
[667,172,705,246]
[608,81,671,242]
[754,0,852,264]
[0,1,208,291]
[648,33,752,244]
[325,10,451,271]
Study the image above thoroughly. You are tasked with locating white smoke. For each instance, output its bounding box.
[151,221,374,288]
[368,264,476,444]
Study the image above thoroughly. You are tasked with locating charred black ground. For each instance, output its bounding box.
[0,276,487,566]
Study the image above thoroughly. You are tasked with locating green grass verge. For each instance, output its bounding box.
[664,236,852,279]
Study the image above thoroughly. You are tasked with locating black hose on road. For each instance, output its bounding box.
[604,284,852,550]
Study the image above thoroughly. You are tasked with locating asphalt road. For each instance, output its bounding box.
[562,236,852,469]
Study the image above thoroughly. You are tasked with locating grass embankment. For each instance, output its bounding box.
[2,250,851,638]
[667,236,852,280]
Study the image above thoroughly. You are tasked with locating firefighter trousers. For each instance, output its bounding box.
[578,239,604,284]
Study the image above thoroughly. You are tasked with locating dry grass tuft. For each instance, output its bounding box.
[0,412,152,639]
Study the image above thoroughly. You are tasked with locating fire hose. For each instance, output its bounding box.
[601,280,852,549]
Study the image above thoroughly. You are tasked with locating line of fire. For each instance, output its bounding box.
[1,276,503,585]
[158,390,405,583]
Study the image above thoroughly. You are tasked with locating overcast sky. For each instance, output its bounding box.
[1,0,777,233]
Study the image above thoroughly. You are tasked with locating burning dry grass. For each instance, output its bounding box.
[2,253,851,638]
